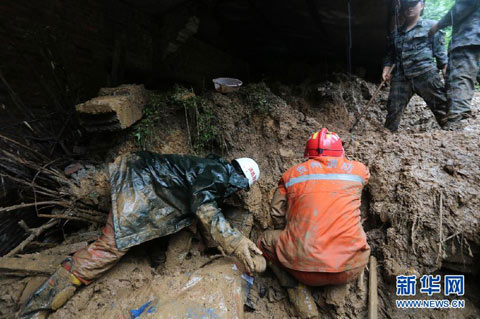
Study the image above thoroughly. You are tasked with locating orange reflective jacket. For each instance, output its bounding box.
[274,156,370,273]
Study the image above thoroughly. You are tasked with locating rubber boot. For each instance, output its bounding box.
[269,263,319,319]
[20,259,82,319]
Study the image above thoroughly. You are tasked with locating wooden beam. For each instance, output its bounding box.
[0,254,67,276]
[368,255,378,319]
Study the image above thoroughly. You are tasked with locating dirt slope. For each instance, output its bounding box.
[2,77,479,319]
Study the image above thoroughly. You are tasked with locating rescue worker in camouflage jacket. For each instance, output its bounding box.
[257,129,370,319]
[20,152,264,319]
[429,0,480,130]
[383,0,448,131]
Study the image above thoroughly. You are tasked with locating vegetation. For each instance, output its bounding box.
[132,86,218,153]
[242,83,274,115]
[423,0,455,46]
[132,93,164,150]
[424,1,480,91]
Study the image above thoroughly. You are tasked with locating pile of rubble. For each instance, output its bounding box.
[1,78,479,318]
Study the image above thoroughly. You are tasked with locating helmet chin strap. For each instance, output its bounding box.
[317,132,323,155]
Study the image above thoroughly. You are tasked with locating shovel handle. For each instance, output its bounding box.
[349,64,395,133]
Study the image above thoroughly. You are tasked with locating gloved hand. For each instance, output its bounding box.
[233,237,265,273]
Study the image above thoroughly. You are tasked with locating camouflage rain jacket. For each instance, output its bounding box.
[383,18,448,79]
[108,151,249,251]
[436,0,480,51]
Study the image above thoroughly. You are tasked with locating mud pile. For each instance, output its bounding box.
[1,76,479,319]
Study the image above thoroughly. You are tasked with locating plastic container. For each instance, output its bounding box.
[212,77,243,93]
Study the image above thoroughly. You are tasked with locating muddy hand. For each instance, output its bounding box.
[381,66,392,82]
[234,237,264,273]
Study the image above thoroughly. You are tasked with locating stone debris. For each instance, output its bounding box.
[75,84,147,132]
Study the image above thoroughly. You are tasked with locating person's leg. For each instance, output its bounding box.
[72,212,129,284]
[20,258,82,319]
[411,70,448,127]
[446,46,480,122]
[256,230,282,264]
[257,230,318,319]
[384,78,414,132]
[21,213,128,318]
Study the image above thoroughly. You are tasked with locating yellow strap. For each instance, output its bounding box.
[70,273,82,286]
[57,263,82,286]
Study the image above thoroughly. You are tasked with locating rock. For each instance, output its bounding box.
[75,84,147,132]
[324,284,348,307]
[102,257,247,319]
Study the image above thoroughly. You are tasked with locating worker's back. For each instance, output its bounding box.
[109,151,247,250]
[275,156,370,273]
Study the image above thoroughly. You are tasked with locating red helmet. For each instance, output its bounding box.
[304,128,345,158]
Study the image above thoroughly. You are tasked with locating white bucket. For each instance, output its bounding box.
[212,77,243,93]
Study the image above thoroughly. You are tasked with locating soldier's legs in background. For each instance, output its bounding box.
[72,211,129,284]
[384,79,413,132]
[446,46,480,121]
[412,70,448,126]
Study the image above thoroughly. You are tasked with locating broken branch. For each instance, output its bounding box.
[5,219,60,257]
[436,191,443,264]
[0,201,70,213]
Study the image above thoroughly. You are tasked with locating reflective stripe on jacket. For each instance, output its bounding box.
[274,156,370,273]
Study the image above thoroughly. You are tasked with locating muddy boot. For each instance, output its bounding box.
[286,283,319,319]
[269,263,319,319]
[20,259,82,319]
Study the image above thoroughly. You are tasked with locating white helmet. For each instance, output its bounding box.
[233,158,260,187]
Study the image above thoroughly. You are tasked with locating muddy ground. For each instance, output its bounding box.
[1,75,479,319]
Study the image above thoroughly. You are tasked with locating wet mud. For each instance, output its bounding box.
[1,77,479,318]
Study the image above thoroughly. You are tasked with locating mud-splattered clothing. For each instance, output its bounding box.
[109,152,248,251]
[70,152,249,282]
[445,46,480,119]
[72,212,127,283]
[263,156,370,274]
[257,230,364,286]
[436,0,480,120]
[437,0,480,51]
[385,69,448,131]
[383,18,448,79]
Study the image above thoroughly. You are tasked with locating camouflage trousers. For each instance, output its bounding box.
[385,70,447,132]
[446,45,480,121]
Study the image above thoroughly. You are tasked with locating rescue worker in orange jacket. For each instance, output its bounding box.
[257,128,370,319]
